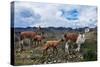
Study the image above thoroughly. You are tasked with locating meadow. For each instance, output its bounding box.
[14,27,97,65]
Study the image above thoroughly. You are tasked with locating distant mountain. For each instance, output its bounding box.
[13,26,97,33]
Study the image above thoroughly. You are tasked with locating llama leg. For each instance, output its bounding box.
[20,40,24,52]
[53,47,55,55]
[36,41,39,47]
[39,41,41,46]
[36,41,37,46]
[75,44,80,52]
[65,42,69,54]
[54,47,58,55]
[43,49,47,56]
[37,41,38,46]
[38,41,40,45]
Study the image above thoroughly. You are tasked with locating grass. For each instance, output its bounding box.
[81,31,97,61]
[14,31,97,65]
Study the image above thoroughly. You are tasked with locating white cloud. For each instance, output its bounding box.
[14,2,97,28]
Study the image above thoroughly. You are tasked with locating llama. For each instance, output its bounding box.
[64,33,86,54]
[42,39,64,55]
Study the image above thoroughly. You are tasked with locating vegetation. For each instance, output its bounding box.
[14,27,97,65]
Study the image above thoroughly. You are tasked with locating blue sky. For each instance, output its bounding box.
[13,1,97,28]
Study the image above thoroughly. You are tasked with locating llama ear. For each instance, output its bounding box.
[61,39,64,41]
[42,36,45,39]
[64,34,66,38]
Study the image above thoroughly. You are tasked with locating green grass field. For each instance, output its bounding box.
[14,31,97,65]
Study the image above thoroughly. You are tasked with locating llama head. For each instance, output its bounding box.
[76,34,86,44]
[85,28,90,33]
[60,38,65,42]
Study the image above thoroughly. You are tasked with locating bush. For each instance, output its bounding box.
[83,49,97,61]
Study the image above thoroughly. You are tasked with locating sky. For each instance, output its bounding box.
[12,1,97,28]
